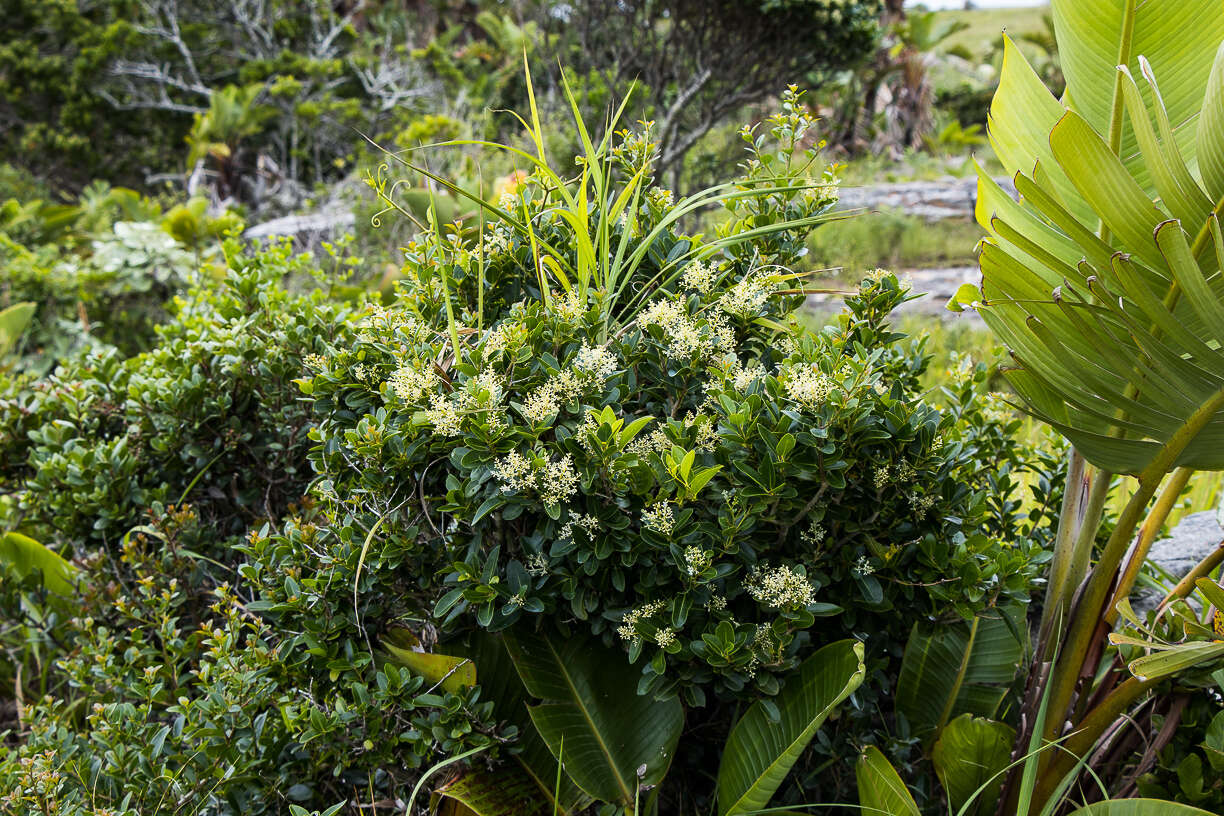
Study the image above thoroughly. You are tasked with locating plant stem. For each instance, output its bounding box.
[1038,387,1224,781]
[1105,466,1193,626]
[1033,675,1158,805]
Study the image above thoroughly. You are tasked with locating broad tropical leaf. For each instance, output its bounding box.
[458,632,589,813]
[975,5,1224,475]
[502,627,684,806]
[1053,0,1224,186]
[1070,801,1217,815]
[895,610,1025,744]
[0,531,78,600]
[0,302,35,359]
[716,639,866,816]
[431,764,553,816]
[855,745,920,816]
[931,714,1015,816]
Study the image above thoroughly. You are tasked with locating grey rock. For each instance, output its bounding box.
[244,206,356,242]
[1132,510,1224,616]
[806,265,984,324]
[836,177,1017,221]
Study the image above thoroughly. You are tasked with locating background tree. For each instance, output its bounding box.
[552,0,884,176]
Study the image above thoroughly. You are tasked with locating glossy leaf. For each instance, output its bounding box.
[931,714,1014,816]
[503,627,683,806]
[717,640,865,815]
[896,610,1025,745]
[0,531,78,600]
[0,302,35,358]
[855,745,920,816]
[431,765,552,816]
[383,641,476,694]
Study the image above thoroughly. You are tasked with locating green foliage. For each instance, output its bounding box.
[967,0,1224,807]
[2,239,350,546]
[502,627,683,805]
[0,0,182,188]
[856,744,921,816]
[1135,698,1224,807]
[313,109,1038,713]
[0,505,503,815]
[717,640,865,815]
[930,714,1014,816]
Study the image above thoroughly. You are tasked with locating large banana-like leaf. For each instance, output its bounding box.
[716,640,865,816]
[1071,801,1216,815]
[855,745,920,816]
[458,632,590,813]
[1053,0,1224,187]
[0,302,35,359]
[931,714,1014,816]
[431,763,552,816]
[0,531,78,600]
[502,627,683,806]
[974,10,1224,475]
[895,610,1025,745]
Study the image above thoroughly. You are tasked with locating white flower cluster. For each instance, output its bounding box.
[873,466,890,490]
[482,226,514,258]
[639,298,733,361]
[521,346,619,425]
[684,411,720,452]
[682,260,718,294]
[728,358,763,392]
[745,564,815,610]
[550,290,585,324]
[574,344,618,380]
[424,394,462,435]
[642,502,675,536]
[801,520,826,547]
[627,426,671,458]
[782,363,835,411]
[492,451,580,506]
[558,513,600,544]
[683,546,712,577]
[388,365,436,404]
[484,321,528,359]
[423,370,505,435]
[522,386,562,424]
[617,599,666,644]
[718,273,776,319]
[909,492,936,518]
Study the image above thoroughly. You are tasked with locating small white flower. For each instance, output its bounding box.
[642,502,675,535]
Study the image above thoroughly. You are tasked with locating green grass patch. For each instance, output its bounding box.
[934,5,1050,58]
[808,210,983,281]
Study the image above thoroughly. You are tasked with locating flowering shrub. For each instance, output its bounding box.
[304,92,1042,708]
[0,89,1052,815]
